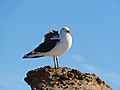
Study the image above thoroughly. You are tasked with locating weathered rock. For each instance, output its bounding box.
[24,66,112,90]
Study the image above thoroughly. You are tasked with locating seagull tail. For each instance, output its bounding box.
[23,51,44,59]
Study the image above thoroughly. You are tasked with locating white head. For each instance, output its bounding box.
[60,27,70,35]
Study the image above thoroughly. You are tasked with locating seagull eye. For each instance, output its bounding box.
[66,30,70,33]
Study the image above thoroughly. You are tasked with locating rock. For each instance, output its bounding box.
[24,66,112,90]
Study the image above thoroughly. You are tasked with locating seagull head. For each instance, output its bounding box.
[60,27,70,35]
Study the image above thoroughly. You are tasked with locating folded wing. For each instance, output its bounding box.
[23,30,60,58]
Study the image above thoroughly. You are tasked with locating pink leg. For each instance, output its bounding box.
[56,56,59,68]
[53,56,57,68]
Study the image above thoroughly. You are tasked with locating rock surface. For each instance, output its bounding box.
[24,66,112,90]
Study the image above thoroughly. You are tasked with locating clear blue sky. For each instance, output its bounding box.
[0,0,120,90]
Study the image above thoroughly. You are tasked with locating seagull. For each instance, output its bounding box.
[23,27,72,68]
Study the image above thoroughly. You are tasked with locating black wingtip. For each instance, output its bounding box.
[23,55,28,59]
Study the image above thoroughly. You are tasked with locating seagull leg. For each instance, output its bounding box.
[56,56,59,68]
[53,56,57,68]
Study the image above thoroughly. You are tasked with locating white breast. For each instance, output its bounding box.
[48,33,72,56]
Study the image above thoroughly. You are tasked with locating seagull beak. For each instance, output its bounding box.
[66,30,70,33]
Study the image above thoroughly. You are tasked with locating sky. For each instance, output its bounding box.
[0,0,120,90]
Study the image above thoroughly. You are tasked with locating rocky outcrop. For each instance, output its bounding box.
[24,66,112,90]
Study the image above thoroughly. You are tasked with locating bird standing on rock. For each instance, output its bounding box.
[23,27,72,68]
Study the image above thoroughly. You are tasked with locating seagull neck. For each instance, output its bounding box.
[60,33,66,38]
[60,33,69,42]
